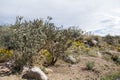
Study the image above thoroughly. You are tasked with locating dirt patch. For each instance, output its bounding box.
[47,56,119,80]
[0,75,21,80]
[0,56,119,80]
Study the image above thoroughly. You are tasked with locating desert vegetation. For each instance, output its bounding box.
[0,16,120,80]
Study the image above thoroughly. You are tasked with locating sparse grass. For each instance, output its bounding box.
[86,47,98,57]
[103,54,111,61]
[101,70,120,80]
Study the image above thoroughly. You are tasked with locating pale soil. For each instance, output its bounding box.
[0,56,119,80]
[47,56,119,80]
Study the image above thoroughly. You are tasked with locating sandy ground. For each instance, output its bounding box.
[47,56,119,80]
[0,56,119,80]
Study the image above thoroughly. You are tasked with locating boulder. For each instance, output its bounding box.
[22,66,48,80]
[116,78,120,80]
[91,39,98,46]
[84,39,98,47]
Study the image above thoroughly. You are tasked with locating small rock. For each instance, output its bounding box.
[116,78,120,80]
[44,68,53,74]
[91,39,97,46]
[63,55,77,64]
[97,51,102,58]
[22,66,29,74]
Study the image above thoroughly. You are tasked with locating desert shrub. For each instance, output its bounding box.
[33,49,55,66]
[86,61,95,70]
[117,47,120,52]
[111,55,118,61]
[103,35,120,47]
[0,48,13,62]
[101,71,120,80]
[41,49,53,61]
[11,16,58,69]
[111,55,120,65]
[64,40,88,57]
[0,16,85,71]
[117,57,120,64]
[104,34,114,45]
[0,27,18,49]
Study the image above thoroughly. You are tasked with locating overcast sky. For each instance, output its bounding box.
[0,0,120,36]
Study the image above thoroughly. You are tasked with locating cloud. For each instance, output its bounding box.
[93,8,120,36]
[94,27,120,36]
[0,0,120,35]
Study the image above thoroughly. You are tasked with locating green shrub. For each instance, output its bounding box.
[111,55,120,65]
[103,35,120,47]
[117,57,120,64]
[0,48,13,62]
[40,66,46,72]
[86,61,95,70]
[0,16,85,72]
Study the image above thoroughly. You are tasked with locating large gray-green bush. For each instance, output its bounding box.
[0,16,85,71]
